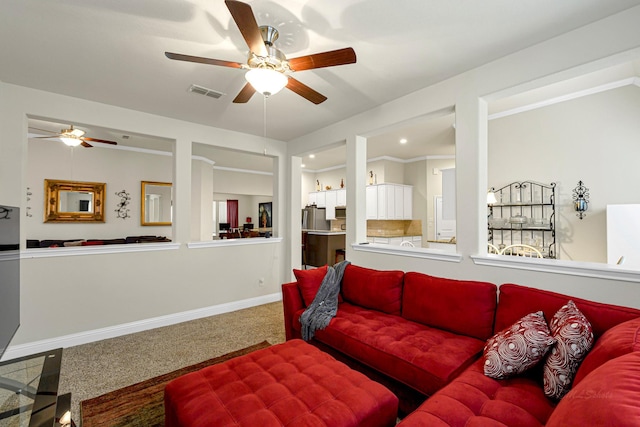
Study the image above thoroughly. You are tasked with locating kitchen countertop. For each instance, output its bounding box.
[304,230,346,236]
[367,234,421,238]
[427,239,456,244]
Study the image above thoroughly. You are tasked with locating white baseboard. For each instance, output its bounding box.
[1,293,281,362]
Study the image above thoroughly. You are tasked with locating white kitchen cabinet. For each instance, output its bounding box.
[308,192,317,206]
[394,185,406,218]
[366,183,413,220]
[316,191,326,208]
[376,184,394,219]
[337,189,346,207]
[366,186,378,219]
[325,190,337,220]
[403,185,413,219]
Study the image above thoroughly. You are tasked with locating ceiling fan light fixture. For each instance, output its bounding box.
[245,68,287,97]
[61,136,81,147]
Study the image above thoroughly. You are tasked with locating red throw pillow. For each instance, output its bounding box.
[484,311,556,379]
[543,300,594,399]
[293,266,328,306]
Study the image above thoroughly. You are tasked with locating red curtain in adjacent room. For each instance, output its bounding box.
[227,200,238,229]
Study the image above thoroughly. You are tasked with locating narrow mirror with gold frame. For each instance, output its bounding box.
[141,181,172,226]
[44,179,106,222]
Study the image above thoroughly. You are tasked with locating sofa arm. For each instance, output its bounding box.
[282,282,305,340]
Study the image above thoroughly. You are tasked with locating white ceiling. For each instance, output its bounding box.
[6,0,640,171]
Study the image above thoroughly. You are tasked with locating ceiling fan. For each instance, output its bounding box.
[165,0,357,104]
[31,125,118,148]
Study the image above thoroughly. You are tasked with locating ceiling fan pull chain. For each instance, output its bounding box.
[263,95,267,155]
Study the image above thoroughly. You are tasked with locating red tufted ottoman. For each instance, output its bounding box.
[164,339,398,427]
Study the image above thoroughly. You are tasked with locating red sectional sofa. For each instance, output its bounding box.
[281,264,640,425]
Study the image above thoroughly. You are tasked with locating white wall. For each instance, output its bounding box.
[288,6,640,309]
[191,159,214,241]
[0,82,288,351]
[3,5,640,355]
[301,171,315,208]
[27,139,173,240]
[212,168,273,196]
[489,85,640,263]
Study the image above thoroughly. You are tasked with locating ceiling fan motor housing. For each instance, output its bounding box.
[259,26,279,46]
[248,45,288,72]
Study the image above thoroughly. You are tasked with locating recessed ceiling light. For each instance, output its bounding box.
[301,164,306,168]
[309,154,315,158]
[400,138,407,144]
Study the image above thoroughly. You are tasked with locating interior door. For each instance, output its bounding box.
[435,195,456,240]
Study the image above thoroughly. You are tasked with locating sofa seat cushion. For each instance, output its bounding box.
[294,303,486,396]
[397,359,556,427]
[164,339,398,427]
[546,351,640,427]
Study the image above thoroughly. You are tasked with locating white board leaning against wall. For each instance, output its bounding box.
[606,204,640,268]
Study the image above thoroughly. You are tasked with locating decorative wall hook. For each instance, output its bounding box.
[115,190,131,219]
[573,180,589,219]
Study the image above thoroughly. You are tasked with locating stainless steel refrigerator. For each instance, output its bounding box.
[302,206,330,230]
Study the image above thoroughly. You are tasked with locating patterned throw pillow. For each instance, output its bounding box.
[484,311,556,379]
[543,300,594,399]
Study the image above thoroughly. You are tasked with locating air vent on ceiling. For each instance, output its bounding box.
[188,84,225,99]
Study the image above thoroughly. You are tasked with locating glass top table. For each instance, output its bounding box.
[0,348,70,427]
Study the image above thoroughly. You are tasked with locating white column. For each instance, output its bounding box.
[346,134,368,246]
[455,94,488,256]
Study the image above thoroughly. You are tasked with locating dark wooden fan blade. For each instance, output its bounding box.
[83,137,117,146]
[233,83,257,103]
[286,78,327,104]
[288,48,356,72]
[81,141,93,148]
[165,52,244,69]
[225,0,268,57]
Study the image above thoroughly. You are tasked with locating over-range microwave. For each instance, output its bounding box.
[335,207,347,219]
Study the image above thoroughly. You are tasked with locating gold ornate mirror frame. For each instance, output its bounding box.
[44,179,106,223]
[141,181,172,226]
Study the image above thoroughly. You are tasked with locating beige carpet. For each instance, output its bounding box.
[59,301,285,424]
[80,341,272,427]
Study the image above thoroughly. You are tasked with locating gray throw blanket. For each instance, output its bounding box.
[300,260,350,341]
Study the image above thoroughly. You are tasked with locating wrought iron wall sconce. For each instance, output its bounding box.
[573,180,589,219]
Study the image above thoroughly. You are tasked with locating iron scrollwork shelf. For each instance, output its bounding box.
[488,181,556,258]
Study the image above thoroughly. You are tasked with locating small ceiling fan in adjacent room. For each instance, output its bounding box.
[30,125,118,148]
[165,0,357,104]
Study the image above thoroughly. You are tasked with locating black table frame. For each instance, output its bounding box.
[0,348,69,427]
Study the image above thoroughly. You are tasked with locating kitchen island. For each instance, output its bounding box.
[303,230,346,267]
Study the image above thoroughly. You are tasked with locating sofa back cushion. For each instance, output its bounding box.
[341,264,404,315]
[495,284,640,339]
[573,316,640,386]
[545,351,640,427]
[293,265,328,306]
[402,272,497,340]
